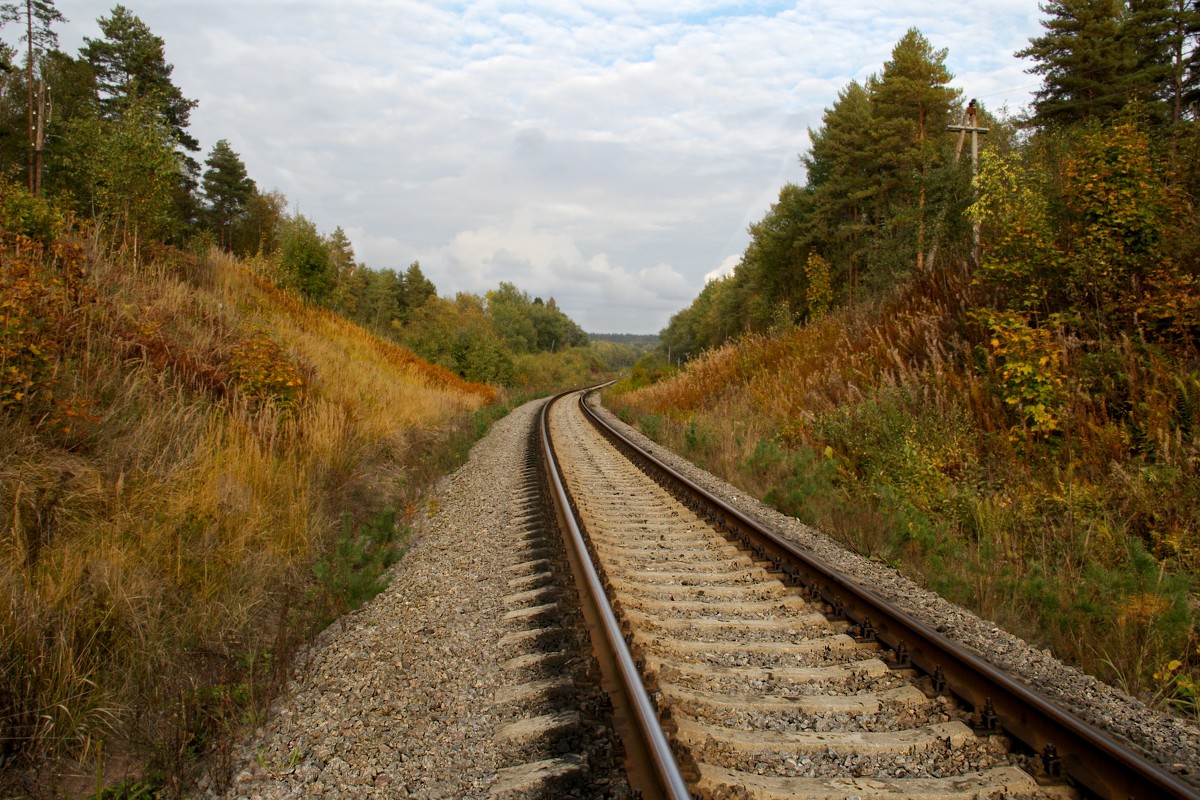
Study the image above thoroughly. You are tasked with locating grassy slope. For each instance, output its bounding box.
[0,226,496,794]
[610,262,1199,713]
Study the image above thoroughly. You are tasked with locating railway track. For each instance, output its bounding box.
[538,387,1200,800]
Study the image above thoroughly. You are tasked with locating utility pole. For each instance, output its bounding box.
[33,81,46,195]
[25,2,34,193]
[947,99,989,264]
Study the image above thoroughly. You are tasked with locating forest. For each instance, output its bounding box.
[0,2,621,393]
[616,2,1200,719]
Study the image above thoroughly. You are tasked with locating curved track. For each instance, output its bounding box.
[539,387,1200,800]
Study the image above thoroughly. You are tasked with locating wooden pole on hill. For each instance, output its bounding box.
[33,81,45,195]
[946,99,989,265]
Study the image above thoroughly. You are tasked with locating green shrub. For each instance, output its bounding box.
[312,509,405,622]
[639,413,664,441]
[683,418,715,455]
[762,445,836,525]
[741,438,786,479]
[0,182,65,242]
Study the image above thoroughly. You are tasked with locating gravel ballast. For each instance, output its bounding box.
[206,399,625,799]
[589,393,1200,790]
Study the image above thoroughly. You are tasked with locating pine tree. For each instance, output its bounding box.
[804,79,876,298]
[81,5,198,152]
[399,261,437,318]
[359,268,403,329]
[326,226,355,281]
[868,28,960,272]
[0,0,66,192]
[737,183,813,328]
[335,262,370,318]
[201,139,255,249]
[1020,0,1136,125]
[1187,0,1200,112]
[1020,1,1200,124]
[1167,0,1200,119]
[81,6,202,240]
[1123,0,1200,122]
[325,227,371,317]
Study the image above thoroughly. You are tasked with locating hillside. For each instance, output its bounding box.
[611,18,1200,720]
[610,254,1200,714]
[0,207,499,794]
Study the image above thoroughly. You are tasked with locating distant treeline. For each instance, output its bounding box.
[0,2,608,387]
[589,333,661,348]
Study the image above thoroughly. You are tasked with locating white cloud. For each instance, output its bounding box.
[49,0,1045,333]
[424,209,693,331]
[704,253,741,284]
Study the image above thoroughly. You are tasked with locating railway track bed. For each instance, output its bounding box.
[212,393,1199,800]
[544,388,1200,800]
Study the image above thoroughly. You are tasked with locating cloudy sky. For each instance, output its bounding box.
[45,1,1045,333]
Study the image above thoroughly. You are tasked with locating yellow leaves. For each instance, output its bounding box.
[137,318,161,340]
[1151,654,1197,715]
[229,328,307,411]
[974,308,1068,439]
[1,234,83,413]
[1118,592,1169,627]
[1155,663,1175,681]
[804,253,833,322]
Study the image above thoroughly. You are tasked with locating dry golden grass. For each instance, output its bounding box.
[625,266,972,440]
[0,235,495,794]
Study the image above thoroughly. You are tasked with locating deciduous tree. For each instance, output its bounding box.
[486,281,538,353]
[234,188,287,257]
[278,213,332,301]
[58,96,182,243]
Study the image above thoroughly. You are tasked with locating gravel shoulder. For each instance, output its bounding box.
[205,399,554,799]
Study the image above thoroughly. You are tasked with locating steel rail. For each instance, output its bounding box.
[579,389,1200,800]
[538,390,692,800]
